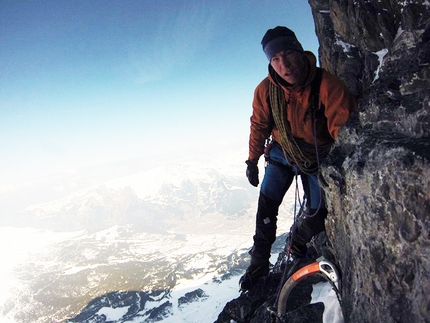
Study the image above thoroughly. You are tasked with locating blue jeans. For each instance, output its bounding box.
[250,142,326,262]
[261,142,325,209]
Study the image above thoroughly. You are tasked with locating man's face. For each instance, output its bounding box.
[270,50,304,85]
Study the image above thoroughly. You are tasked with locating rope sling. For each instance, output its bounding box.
[268,68,333,174]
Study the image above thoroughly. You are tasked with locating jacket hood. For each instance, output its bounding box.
[267,50,317,90]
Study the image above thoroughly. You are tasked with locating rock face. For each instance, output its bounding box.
[309,0,430,322]
[216,1,429,322]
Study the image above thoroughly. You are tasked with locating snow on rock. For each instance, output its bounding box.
[372,48,388,82]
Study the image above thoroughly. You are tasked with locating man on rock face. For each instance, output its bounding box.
[240,26,356,291]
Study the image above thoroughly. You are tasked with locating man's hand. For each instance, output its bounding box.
[245,160,259,187]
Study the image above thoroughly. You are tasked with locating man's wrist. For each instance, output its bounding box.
[246,159,258,167]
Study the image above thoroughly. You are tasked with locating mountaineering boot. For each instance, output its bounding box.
[240,193,278,291]
[288,240,308,258]
[239,259,270,291]
[288,208,328,258]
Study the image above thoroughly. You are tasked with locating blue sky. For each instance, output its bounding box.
[0,0,318,212]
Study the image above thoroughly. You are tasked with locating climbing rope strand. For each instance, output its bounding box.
[269,82,333,175]
[302,108,325,218]
[269,81,331,217]
[301,86,328,218]
[273,171,298,313]
[274,170,304,313]
[269,84,311,173]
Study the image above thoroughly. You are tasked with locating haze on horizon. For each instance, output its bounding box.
[0,0,319,219]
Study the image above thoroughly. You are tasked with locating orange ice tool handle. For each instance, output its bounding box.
[276,259,341,317]
[291,262,321,281]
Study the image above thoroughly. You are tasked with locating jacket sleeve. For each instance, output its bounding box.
[248,79,272,161]
[320,71,357,140]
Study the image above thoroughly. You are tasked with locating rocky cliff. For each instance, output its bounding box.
[313,0,430,322]
[216,0,430,322]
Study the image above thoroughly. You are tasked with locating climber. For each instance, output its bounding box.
[240,26,356,291]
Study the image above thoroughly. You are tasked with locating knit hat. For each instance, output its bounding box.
[261,26,304,60]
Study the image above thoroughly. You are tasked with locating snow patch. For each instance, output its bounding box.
[394,26,404,43]
[0,227,83,306]
[311,281,344,323]
[334,34,355,57]
[372,48,388,83]
[96,306,130,321]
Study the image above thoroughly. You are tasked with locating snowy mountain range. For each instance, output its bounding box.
[1,149,297,322]
[21,159,259,233]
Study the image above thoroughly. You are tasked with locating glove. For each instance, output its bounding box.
[245,160,259,187]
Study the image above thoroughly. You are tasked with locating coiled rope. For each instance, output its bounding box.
[268,72,333,175]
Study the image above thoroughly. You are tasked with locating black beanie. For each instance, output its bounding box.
[261,26,303,60]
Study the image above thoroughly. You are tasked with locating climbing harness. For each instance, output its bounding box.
[268,257,342,322]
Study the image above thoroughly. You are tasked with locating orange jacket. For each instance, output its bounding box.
[248,51,356,161]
